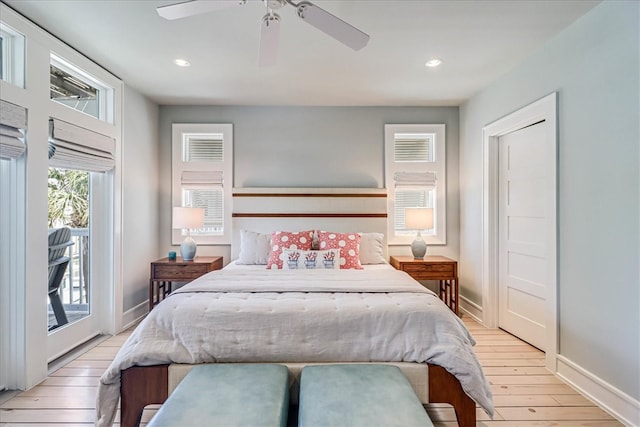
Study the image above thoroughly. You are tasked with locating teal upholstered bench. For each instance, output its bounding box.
[147,364,289,427]
[299,364,434,427]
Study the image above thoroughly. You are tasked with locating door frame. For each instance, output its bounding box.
[481,92,558,371]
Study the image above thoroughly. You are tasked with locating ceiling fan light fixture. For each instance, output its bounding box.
[295,1,369,51]
[259,12,281,67]
[174,58,191,67]
[425,58,442,68]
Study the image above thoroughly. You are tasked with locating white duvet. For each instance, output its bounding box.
[96,268,493,426]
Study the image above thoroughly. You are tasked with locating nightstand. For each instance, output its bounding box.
[149,256,223,310]
[390,255,459,315]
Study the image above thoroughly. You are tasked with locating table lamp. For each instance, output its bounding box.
[172,206,204,261]
[405,207,434,260]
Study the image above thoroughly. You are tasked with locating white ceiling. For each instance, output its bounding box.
[4,0,599,106]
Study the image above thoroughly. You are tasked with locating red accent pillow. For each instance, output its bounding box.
[267,230,314,269]
[317,231,363,269]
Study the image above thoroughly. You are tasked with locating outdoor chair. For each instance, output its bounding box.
[48,227,74,331]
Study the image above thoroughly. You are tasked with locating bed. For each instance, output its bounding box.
[96,264,493,426]
[96,190,494,426]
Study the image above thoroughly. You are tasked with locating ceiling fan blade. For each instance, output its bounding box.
[157,0,246,20]
[258,13,281,67]
[295,1,369,51]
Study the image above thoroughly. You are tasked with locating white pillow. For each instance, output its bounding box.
[358,232,386,264]
[236,230,271,265]
[281,248,341,270]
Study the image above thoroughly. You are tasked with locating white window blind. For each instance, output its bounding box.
[393,172,436,234]
[394,133,433,163]
[184,188,224,235]
[393,171,437,189]
[0,99,26,160]
[48,118,115,172]
[184,134,224,162]
[181,171,223,187]
[181,171,224,235]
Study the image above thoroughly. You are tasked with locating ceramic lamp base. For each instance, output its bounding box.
[411,233,427,260]
[180,236,197,261]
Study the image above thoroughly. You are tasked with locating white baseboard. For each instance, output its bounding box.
[120,301,148,332]
[459,294,483,324]
[556,355,640,427]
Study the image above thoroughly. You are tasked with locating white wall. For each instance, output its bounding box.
[158,106,460,262]
[121,86,161,319]
[459,0,639,405]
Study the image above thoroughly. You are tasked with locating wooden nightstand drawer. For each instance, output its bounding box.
[152,263,210,280]
[402,263,455,279]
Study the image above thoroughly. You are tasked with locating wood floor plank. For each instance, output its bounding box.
[493,394,561,406]
[424,405,498,422]
[75,347,119,361]
[473,344,539,352]
[482,366,551,376]
[49,367,105,377]
[476,352,546,360]
[495,406,617,421]
[487,375,564,385]
[0,395,96,409]
[64,360,111,369]
[37,377,99,387]
[480,358,547,367]
[491,384,579,395]
[551,394,599,406]
[16,387,98,398]
[0,424,96,427]
[0,409,96,423]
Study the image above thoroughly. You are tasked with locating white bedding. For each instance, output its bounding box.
[96,267,493,426]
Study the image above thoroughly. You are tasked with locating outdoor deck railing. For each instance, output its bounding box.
[59,228,89,307]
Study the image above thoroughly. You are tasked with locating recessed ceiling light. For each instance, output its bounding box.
[174,59,191,67]
[425,59,442,68]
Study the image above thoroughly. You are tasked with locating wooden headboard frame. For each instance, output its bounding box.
[231,187,388,261]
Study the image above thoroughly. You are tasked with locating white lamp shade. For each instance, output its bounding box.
[172,207,204,230]
[405,207,434,230]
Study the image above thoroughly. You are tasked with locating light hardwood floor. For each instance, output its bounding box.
[0,315,623,426]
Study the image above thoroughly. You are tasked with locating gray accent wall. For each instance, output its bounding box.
[459,1,639,400]
[158,106,460,260]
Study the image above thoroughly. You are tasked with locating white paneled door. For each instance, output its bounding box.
[498,121,549,351]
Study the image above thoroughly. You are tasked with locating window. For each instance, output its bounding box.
[0,22,25,87]
[50,53,114,123]
[172,123,233,245]
[385,124,446,245]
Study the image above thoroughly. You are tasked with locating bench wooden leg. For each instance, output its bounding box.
[121,365,169,427]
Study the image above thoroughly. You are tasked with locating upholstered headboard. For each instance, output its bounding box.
[231,187,388,261]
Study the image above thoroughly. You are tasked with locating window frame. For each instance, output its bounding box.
[385,124,446,246]
[0,21,25,88]
[50,53,114,124]
[171,123,233,246]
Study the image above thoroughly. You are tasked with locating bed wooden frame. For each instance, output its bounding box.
[120,363,476,426]
[117,189,478,426]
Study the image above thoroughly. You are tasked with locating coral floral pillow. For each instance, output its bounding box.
[317,231,363,269]
[267,230,314,269]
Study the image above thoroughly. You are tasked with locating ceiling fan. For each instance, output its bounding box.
[156,0,370,66]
